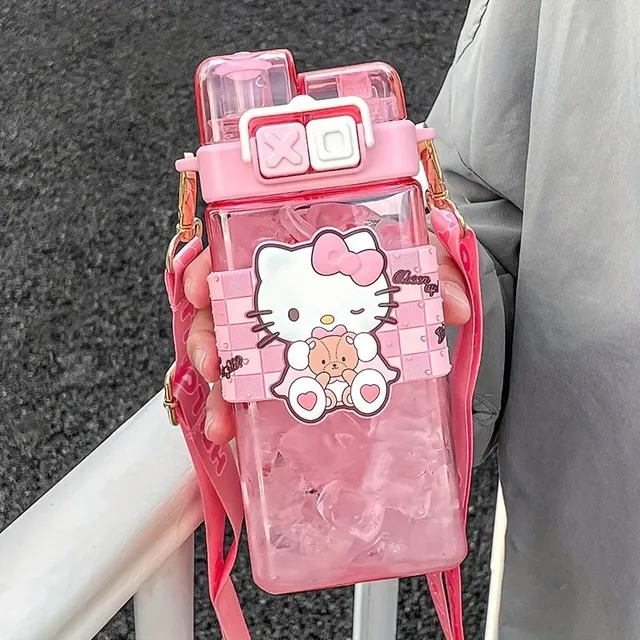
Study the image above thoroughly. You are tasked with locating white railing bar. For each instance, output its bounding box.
[0,382,500,640]
[352,579,399,640]
[484,481,507,640]
[0,392,202,640]
[134,533,195,640]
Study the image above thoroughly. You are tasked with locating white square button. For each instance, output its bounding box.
[306,115,360,171]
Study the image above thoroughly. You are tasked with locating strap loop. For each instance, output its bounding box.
[419,138,466,236]
[165,161,203,274]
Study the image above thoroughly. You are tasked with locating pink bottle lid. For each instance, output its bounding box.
[299,62,407,123]
[195,50,298,145]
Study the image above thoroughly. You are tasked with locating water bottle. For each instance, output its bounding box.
[176,49,466,594]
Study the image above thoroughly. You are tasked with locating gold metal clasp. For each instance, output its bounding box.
[419,139,466,237]
[163,361,179,425]
[164,159,202,426]
[165,166,203,273]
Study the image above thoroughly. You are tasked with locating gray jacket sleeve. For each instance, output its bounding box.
[425,0,535,463]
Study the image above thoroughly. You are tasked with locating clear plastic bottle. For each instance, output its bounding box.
[182,49,466,594]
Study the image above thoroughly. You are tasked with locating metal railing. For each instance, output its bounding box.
[0,391,506,639]
[0,393,199,639]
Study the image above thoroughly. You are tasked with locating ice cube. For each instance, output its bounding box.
[350,508,410,565]
[316,480,386,543]
[279,414,369,487]
[244,401,294,474]
[262,457,314,521]
[373,380,443,434]
[362,438,439,520]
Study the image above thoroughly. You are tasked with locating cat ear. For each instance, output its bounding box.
[344,332,356,345]
[256,245,289,277]
[345,229,377,252]
[306,338,317,350]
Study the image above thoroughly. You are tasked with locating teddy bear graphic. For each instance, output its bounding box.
[306,332,359,410]
[275,323,398,423]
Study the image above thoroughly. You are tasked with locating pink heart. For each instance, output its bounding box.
[438,228,451,245]
[297,392,317,411]
[361,384,380,403]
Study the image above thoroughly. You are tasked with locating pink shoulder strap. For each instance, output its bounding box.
[421,141,484,640]
[164,172,250,640]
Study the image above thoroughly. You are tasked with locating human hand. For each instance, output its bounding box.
[183,238,470,444]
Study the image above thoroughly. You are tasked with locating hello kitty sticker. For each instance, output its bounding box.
[252,228,400,422]
[208,226,451,424]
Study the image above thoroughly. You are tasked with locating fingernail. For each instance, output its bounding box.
[184,277,194,300]
[193,347,207,374]
[204,411,217,441]
[444,282,470,311]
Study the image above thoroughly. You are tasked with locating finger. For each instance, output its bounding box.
[184,251,212,309]
[441,275,472,325]
[186,308,220,382]
[430,233,471,325]
[204,383,236,444]
[431,232,464,280]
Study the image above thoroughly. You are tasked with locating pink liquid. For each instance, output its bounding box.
[209,182,466,593]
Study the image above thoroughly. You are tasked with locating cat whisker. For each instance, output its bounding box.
[375,315,398,325]
[378,302,399,308]
[375,286,401,296]
[246,309,273,318]
[257,332,281,349]
[252,322,275,333]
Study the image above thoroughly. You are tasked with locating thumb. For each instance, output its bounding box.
[430,233,471,325]
[441,277,471,325]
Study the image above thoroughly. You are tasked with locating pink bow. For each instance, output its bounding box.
[311,232,384,287]
[312,324,347,339]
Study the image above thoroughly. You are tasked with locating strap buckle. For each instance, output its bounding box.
[418,139,466,237]
[165,157,203,273]
[163,361,179,425]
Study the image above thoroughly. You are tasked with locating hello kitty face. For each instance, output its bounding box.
[251,228,396,344]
